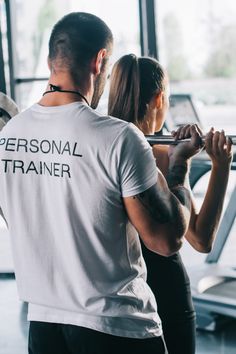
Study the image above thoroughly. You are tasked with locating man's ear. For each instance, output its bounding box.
[155,92,164,109]
[92,48,107,75]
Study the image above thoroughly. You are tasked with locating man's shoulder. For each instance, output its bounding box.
[0,107,32,135]
[96,114,147,146]
[92,110,143,138]
[88,109,129,137]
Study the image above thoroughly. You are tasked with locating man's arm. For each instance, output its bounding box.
[123,166,191,256]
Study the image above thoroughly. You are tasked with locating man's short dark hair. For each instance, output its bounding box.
[48,12,113,75]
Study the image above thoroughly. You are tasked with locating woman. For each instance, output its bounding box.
[108,54,232,354]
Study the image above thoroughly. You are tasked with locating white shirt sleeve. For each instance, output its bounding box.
[111,123,158,198]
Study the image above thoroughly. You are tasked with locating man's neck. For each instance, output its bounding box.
[38,72,92,107]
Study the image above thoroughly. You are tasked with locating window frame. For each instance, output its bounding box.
[1,0,159,105]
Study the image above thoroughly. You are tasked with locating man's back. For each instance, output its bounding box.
[0,101,162,338]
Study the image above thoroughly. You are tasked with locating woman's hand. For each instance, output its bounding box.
[168,124,203,161]
[205,128,232,168]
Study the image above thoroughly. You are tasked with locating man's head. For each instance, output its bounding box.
[48,12,113,108]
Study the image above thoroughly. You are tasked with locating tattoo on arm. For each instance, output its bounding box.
[131,161,191,225]
[133,188,172,224]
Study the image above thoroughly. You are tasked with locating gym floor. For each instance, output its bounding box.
[1,274,236,354]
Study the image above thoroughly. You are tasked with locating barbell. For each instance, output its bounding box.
[145,134,236,146]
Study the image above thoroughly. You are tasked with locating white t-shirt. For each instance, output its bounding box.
[0,102,162,338]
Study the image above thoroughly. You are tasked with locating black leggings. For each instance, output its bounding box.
[161,310,196,354]
[28,321,167,354]
[142,244,196,354]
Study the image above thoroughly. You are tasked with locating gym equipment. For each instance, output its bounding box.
[188,157,236,331]
[156,93,236,331]
[0,92,19,274]
[165,93,203,131]
[145,132,236,330]
[0,92,19,130]
[145,134,236,146]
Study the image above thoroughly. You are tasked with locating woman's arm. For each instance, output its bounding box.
[153,127,233,254]
[185,128,232,253]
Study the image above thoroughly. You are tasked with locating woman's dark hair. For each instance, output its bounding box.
[108,54,166,125]
[48,12,113,77]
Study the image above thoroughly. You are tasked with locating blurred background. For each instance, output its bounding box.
[1,0,236,131]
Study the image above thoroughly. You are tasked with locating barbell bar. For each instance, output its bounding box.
[145,134,236,146]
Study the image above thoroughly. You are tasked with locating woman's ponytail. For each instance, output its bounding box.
[108,54,140,124]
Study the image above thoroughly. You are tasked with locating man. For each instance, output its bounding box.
[0,12,200,354]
